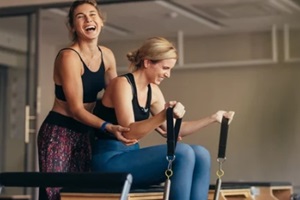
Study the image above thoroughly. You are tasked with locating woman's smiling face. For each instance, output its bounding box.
[73,3,103,40]
[145,58,177,85]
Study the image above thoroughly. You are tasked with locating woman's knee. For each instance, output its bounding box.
[175,143,196,164]
[191,145,211,166]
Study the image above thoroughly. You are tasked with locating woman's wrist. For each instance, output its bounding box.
[100,121,111,132]
[211,113,218,123]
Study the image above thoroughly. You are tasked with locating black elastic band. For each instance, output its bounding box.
[217,117,229,159]
[166,107,182,158]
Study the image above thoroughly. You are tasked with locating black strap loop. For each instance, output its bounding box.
[213,116,230,200]
[217,116,229,159]
[166,107,182,159]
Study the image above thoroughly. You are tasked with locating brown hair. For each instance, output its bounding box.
[127,37,177,71]
[67,0,105,42]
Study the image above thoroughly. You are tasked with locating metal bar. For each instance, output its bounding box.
[271,24,278,63]
[120,175,133,200]
[25,105,30,144]
[177,31,184,67]
[283,24,300,63]
[163,179,171,200]
[283,24,290,61]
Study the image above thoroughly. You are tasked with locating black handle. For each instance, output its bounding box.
[217,117,229,159]
[166,107,182,158]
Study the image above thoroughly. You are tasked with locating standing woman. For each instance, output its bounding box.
[37,1,135,200]
[92,37,234,200]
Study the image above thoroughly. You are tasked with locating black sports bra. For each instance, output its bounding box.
[93,73,152,140]
[55,47,106,103]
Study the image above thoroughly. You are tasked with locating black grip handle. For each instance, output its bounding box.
[166,107,182,158]
[217,117,229,159]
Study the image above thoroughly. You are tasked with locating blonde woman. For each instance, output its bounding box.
[92,37,234,200]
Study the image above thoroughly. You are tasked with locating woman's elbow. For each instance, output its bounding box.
[123,131,141,140]
[69,105,84,120]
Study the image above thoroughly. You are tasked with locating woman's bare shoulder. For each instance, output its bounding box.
[56,47,80,61]
[98,45,114,55]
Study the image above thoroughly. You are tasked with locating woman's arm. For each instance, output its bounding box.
[55,50,91,121]
[100,46,118,86]
[155,110,235,138]
[54,50,134,144]
[106,77,169,140]
[149,83,235,137]
[179,111,235,137]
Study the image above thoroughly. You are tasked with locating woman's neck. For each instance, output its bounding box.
[132,71,149,90]
[76,40,99,54]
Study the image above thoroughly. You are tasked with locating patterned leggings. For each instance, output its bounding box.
[37,111,91,200]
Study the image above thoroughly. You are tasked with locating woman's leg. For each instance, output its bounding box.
[92,140,168,186]
[92,140,196,200]
[190,145,211,200]
[38,123,91,200]
[169,143,196,200]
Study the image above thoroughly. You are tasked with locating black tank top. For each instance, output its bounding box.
[55,47,105,103]
[93,73,152,140]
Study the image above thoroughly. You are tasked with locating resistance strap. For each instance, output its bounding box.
[163,107,182,200]
[213,116,229,200]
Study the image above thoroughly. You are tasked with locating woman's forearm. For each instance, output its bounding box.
[179,115,217,137]
[123,110,166,140]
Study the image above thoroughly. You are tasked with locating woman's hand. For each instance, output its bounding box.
[155,126,166,137]
[164,100,177,109]
[165,101,186,119]
[106,124,138,145]
[213,110,235,124]
[173,102,185,119]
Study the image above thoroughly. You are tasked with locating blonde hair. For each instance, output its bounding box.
[67,0,105,42]
[127,37,177,71]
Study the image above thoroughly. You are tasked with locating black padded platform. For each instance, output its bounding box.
[0,172,132,189]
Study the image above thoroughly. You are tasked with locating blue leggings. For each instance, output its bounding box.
[91,139,211,200]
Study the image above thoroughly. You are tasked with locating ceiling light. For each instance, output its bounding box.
[155,0,222,30]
